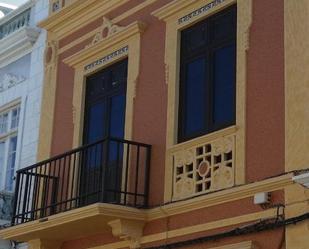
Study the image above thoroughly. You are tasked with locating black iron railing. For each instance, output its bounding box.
[12,137,151,226]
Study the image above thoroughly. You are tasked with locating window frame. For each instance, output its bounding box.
[178,6,237,143]
[0,104,21,192]
[152,0,253,202]
[63,21,144,149]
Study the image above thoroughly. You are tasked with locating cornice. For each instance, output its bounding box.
[146,173,294,220]
[152,0,236,22]
[38,0,130,40]
[0,27,40,67]
[152,0,199,20]
[63,21,146,68]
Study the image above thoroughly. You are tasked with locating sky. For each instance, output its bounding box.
[1,0,27,7]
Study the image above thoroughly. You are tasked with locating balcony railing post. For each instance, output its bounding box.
[21,173,30,223]
[11,172,21,225]
[144,146,152,207]
[100,138,110,202]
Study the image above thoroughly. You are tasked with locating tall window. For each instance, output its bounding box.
[178,5,236,143]
[0,105,20,191]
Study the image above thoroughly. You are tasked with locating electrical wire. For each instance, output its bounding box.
[143,212,309,249]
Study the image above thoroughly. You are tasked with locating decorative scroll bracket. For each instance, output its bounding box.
[108,219,145,249]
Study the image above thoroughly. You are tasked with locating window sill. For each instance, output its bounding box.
[168,126,237,153]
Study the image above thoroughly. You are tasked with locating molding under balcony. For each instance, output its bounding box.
[0,203,147,242]
[0,26,39,67]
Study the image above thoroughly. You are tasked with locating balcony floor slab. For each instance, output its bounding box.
[0,203,147,242]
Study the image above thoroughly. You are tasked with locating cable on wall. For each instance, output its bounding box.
[143,212,309,249]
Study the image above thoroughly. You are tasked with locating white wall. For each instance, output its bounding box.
[0,0,48,222]
[0,0,48,172]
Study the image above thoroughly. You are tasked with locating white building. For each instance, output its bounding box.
[0,3,16,19]
[0,0,48,247]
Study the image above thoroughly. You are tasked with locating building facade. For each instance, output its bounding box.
[0,0,309,249]
[0,0,48,247]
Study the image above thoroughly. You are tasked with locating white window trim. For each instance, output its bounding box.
[0,102,22,192]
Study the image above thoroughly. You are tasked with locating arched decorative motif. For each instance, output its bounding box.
[85,17,125,48]
[44,39,58,67]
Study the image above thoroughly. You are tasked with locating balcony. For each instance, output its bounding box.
[0,1,39,67]
[0,7,30,40]
[12,137,151,228]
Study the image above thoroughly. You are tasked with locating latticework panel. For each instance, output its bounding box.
[172,135,235,200]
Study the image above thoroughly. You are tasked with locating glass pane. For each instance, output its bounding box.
[213,8,236,40]
[111,61,127,89]
[110,94,126,138]
[182,23,207,54]
[183,58,207,138]
[5,136,17,191]
[213,45,236,128]
[11,107,20,129]
[0,113,8,134]
[86,102,106,144]
[87,72,108,98]
[104,94,126,202]
[109,94,125,161]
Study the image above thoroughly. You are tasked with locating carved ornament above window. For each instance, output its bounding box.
[85,17,125,49]
[0,73,26,93]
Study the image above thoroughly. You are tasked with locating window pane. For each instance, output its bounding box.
[213,45,236,128]
[183,58,207,138]
[87,72,109,98]
[111,61,127,89]
[109,94,126,139]
[182,23,207,54]
[213,9,236,40]
[0,113,8,134]
[109,94,126,161]
[11,107,20,129]
[86,102,106,144]
[5,136,17,191]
